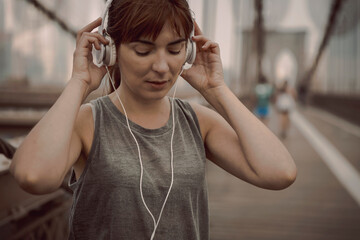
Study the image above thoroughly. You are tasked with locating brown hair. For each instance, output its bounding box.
[105,0,193,93]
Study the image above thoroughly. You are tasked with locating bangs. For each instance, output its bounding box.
[108,0,193,45]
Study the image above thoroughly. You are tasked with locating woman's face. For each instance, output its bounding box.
[117,21,187,101]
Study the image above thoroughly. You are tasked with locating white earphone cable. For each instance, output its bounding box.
[105,66,178,240]
[150,73,179,240]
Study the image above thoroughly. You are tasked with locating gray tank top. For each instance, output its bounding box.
[68,96,208,240]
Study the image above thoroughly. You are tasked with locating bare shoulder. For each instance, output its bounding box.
[74,103,94,150]
[76,103,93,125]
[188,101,225,141]
[188,101,214,121]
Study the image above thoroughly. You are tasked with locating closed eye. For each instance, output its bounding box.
[135,50,151,56]
[168,50,181,55]
[168,42,185,55]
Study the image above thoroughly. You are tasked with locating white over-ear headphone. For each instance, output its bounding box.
[93,0,117,67]
[185,16,196,65]
[93,0,196,67]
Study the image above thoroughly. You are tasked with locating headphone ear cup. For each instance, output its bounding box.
[93,34,116,67]
[186,38,196,65]
[103,35,117,66]
[93,41,105,67]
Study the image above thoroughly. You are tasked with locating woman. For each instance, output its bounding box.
[275,79,297,138]
[10,0,297,239]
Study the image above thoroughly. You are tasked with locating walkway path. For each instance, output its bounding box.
[207,105,360,240]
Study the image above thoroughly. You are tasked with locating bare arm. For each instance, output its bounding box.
[192,88,296,190]
[183,22,297,190]
[10,81,87,194]
[10,18,109,194]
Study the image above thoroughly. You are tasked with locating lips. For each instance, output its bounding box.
[146,80,169,89]
[146,80,168,84]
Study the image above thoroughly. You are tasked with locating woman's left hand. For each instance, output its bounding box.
[181,21,225,95]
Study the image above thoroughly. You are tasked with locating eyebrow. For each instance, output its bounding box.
[135,38,186,46]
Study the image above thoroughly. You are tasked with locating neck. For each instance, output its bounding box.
[109,85,172,129]
[120,87,169,113]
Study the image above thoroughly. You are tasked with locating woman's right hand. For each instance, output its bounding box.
[71,17,110,93]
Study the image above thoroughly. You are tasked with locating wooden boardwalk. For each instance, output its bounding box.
[206,106,360,240]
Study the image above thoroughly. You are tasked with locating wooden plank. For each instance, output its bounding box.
[206,108,360,240]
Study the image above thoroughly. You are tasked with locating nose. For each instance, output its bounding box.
[152,52,170,74]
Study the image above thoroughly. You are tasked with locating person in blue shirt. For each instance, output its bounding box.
[254,75,273,124]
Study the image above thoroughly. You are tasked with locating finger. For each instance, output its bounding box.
[202,41,220,55]
[192,35,211,50]
[78,35,102,50]
[75,37,103,60]
[78,32,109,50]
[193,20,203,36]
[88,32,109,45]
[192,36,220,55]
[76,17,103,43]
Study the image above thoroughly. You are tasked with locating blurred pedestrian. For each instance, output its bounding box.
[275,79,297,138]
[254,75,273,125]
[10,0,297,239]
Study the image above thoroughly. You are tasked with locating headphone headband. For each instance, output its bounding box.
[98,0,113,34]
[93,0,196,67]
